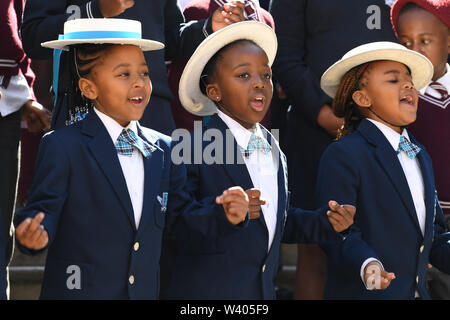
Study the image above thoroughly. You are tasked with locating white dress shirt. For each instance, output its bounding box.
[94,107,145,229]
[218,110,278,252]
[361,119,426,294]
[0,73,33,117]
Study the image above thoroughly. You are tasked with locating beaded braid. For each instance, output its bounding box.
[332,62,371,139]
[65,44,113,125]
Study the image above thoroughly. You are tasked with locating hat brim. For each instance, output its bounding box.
[321,45,434,98]
[179,21,277,116]
[41,38,164,51]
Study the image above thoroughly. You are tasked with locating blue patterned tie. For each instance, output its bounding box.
[241,132,271,158]
[397,135,421,159]
[116,128,155,158]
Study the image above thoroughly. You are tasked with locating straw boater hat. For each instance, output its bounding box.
[41,18,164,51]
[320,41,434,98]
[178,21,277,116]
[390,0,450,38]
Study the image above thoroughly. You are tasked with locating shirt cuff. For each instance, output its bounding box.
[360,257,384,290]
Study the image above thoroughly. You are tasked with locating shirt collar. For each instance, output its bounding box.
[93,107,138,143]
[419,63,450,96]
[217,110,262,149]
[366,118,410,151]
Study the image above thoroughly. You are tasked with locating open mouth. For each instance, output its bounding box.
[128,96,144,106]
[400,94,415,106]
[250,96,265,111]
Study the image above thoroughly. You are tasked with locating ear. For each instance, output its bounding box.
[78,78,98,100]
[352,90,371,108]
[205,83,221,102]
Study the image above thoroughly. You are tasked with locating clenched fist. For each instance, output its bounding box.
[216,186,249,225]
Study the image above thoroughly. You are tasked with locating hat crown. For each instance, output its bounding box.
[342,41,407,59]
[63,18,142,36]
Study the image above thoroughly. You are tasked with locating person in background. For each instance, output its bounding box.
[0,0,50,299]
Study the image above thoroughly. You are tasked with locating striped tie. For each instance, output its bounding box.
[427,81,449,101]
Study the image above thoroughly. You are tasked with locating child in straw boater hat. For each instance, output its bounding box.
[316,41,450,299]
[14,18,250,300]
[164,20,356,300]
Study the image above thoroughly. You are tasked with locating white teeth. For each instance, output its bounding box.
[130,97,142,101]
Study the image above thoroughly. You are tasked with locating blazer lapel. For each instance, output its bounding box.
[136,128,164,237]
[358,120,423,236]
[82,112,136,231]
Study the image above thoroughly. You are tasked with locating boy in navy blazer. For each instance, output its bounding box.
[14,19,251,300]
[316,41,450,299]
[164,21,355,300]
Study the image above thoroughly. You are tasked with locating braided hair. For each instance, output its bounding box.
[332,62,371,139]
[64,44,114,125]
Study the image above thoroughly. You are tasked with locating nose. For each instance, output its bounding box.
[403,81,414,90]
[253,75,265,89]
[132,74,146,87]
[410,42,425,55]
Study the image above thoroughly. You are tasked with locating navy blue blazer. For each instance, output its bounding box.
[14,111,233,299]
[165,114,344,300]
[316,119,450,300]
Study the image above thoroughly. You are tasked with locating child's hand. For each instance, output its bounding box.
[327,200,356,232]
[245,188,266,219]
[21,100,51,133]
[216,186,249,225]
[99,0,134,18]
[212,1,245,32]
[15,212,49,250]
[364,261,396,290]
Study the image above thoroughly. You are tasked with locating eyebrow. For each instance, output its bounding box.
[384,69,411,76]
[232,62,270,70]
[113,63,147,71]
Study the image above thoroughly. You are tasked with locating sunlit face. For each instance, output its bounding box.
[206,41,273,129]
[397,8,450,81]
[355,60,419,133]
[81,44,152,127]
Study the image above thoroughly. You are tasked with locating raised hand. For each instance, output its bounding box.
[327,200,356,232]
[364,261,396,290]
[211,1,246,32]
[99,0,134,18]
[216,186,249,225]
[15,212,49,250]
[245,188,266,219]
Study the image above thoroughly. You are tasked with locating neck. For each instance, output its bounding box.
[367,107,406,133]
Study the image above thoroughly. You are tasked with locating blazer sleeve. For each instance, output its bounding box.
[163,0,210,62]
[282,205,346,244]
[270,0,331,124]
[316,141,380,276]
[21,0,103,59]
[429,198,450,274]
[14,132,70,254]
[166,142,247,239]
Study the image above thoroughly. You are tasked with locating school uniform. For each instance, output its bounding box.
[316,118,450,299]
[408,64,450,299]
[165,112,345,300]
[14,108,234,299]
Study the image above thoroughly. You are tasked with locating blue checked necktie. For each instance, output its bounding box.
[115,128,155,158]
[397,135,421,159]
[241,132,271,158]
